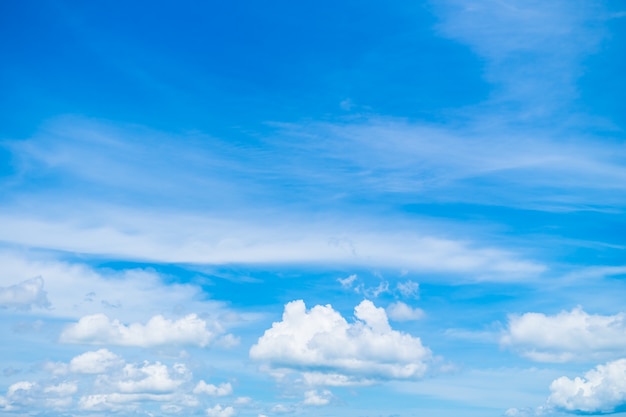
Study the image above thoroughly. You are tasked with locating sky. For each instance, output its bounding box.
[1,1,625,416]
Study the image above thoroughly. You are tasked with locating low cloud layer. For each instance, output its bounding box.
[250,299,433,384]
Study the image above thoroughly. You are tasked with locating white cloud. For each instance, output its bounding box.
[337,274,357,288]
[548,358,626,413]
[501,307,626,362]
[0,277,50,310]
[193,381,233,396]
[78,392,174,411]
[250,299,432,384]
[302,389,333,406]
[234,397,251,405]
[116,361,189,393]
[386,302,424,322]
[7,381,35,398]
[433,0,605,112]
[0,213,545,280]
[19,349,207,414]
[396,280,419,298]
[43,382,78,396]
[69,349,122,374]
[0,250,236,323]
[60,313,219,347]
[270,404,293,413]
[206,404,236,417]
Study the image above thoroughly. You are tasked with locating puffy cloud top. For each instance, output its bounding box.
[501,307,626,362]
[250,299,432,383]
[0,277,50,310]
[70,349,122,374]
[386,301,424,321]
[60,313,219,347]
[548,358,626,413]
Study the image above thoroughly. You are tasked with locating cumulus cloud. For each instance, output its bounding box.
[69,349,122,374]
[116,362,189,393]
[0,277,50,310]
[250,299,432,384]
[206,404,236,417]
[10,349,228,414]
[193,381,233,396]
[302,389,333,406]
[386,301,424,321]
[501,307,626,362]
[60,313,221,347]
[548,358,626,413]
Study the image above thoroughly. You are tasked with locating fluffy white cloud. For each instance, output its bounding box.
[302,389,333,406]
[386,301,424,321]
[250,299,432,384]
[70,349,122,374]
[60,313,219,347]
[548,358,626,413]
[193,381,233,396]
[501,307,626,362]
[206,404,236,417]
[0,277,50,310]
[116,362,189,393]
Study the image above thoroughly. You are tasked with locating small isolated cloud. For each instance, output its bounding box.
[501,307,626,362]
[396,280,419,299]
[193,381,233,396]
[302,389,333,406]
[250,299,432,385]
[70,349,122,374]
[206,404,235,417]
[337,274,357,288]
[548,358,626,414]
[60,313,222,347]
[386,302,424,322]
[0,277,50,310]
[271,404,293,413]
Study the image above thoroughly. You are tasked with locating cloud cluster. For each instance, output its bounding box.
[548,358,626,413]
[250,299,432,384]
[60,313,225,347]
[0,349,236,415]
[302,389,333,406]
[0,277,50,310]
[501,307,626,362]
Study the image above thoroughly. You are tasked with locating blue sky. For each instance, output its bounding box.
[1,1,625,416]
